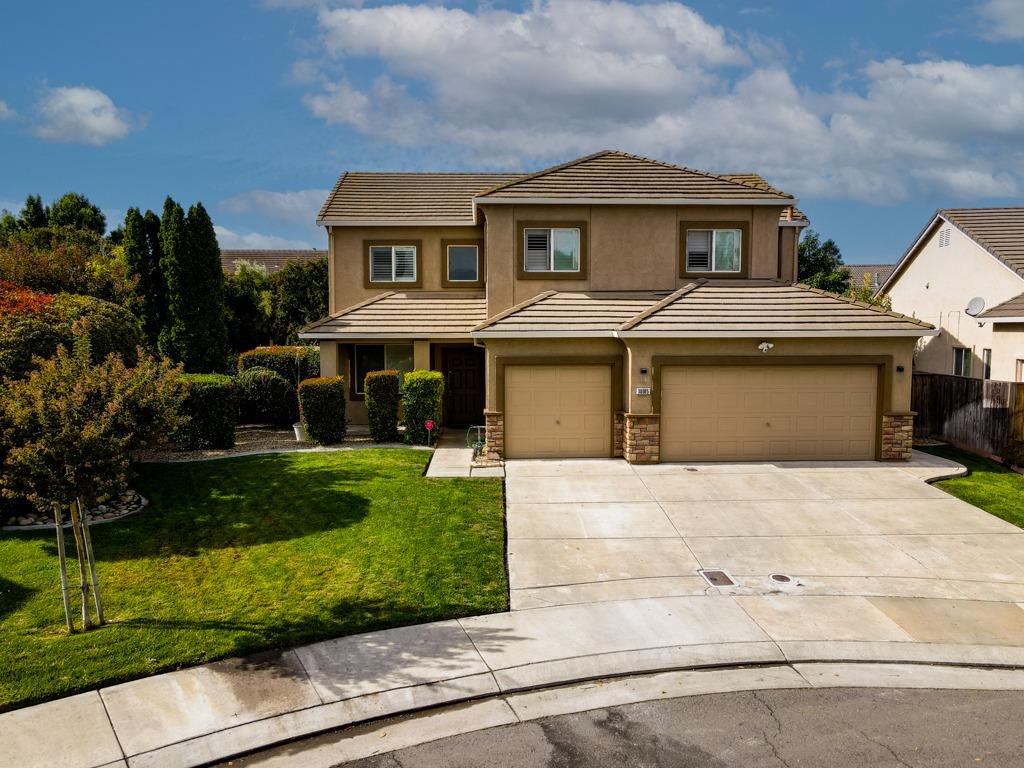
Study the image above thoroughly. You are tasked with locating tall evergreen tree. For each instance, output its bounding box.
[121,208,162,347]
[142,210,166,334]
[19,194,48,230]
[158,198,228,371]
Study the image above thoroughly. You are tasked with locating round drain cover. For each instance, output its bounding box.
[770,573,792,583]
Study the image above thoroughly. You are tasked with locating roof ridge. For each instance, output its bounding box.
[473,150,614,197]
[344,171,521,176]
[793,282,933,329]
[472,290,557,332]
[619,280,705,331]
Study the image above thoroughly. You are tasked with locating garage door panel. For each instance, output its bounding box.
[504,364,612,458]
[662,364,877,461]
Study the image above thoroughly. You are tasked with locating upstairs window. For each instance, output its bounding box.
[953,347,971,377]
[369,245,417,283]
[524,228,580,272]
[447,245,479,282]
[686,229,741,273]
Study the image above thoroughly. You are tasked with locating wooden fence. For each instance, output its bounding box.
[912,373,1024,457]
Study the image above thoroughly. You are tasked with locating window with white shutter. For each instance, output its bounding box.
[368,245,417,283]
[686,229,741,273]
[523,228,580,272]
[686,230,711,271]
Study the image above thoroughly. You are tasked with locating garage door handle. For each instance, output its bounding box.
[555,419,561,425]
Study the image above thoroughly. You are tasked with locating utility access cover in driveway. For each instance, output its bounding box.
[503,455,1024,610]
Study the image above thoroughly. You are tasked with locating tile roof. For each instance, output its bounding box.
[847,263,896,290]
[473,291,668,336]
[939,207,1024,279]
[620,281,933,336]
[470,281,933,337]
[979,291,1024,320]
[220,250,324,274]
[317,172,519,225]
[476,151,795,202]
[299,292,487,339]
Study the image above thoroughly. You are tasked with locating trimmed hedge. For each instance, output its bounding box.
[402,370,444,446]
[236,366,297,426]
[0,292,143,381]
[365,370,400,443]
[175,374,237,450]
[237,346,319,387]
[298,377,347,445]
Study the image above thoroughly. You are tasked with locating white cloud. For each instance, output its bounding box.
[977,0,1024,40]
[0,100,14,120]
[294,0,1024,203]
[32,86,143,146]
[214,225,313,250]
[219,188,329,225]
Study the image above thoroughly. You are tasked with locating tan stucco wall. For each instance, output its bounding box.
[329,224,486,313]
[478,203,788,317]
[888,222,1024,381]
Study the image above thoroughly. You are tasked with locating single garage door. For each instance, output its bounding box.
[505,365,612,458]
[661,364,877,461]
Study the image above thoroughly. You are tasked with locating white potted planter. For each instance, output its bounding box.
[293,422,308,442]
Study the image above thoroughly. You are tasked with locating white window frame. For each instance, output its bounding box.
[982,348,992,380]
[352,343,414,395]
[369,245,417,283]
[523,227,581,273]
[953,347,971,378]
[686,228,742,273]
[446,244,480,283]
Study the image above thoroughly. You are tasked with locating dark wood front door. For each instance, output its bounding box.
[442,346,485,427]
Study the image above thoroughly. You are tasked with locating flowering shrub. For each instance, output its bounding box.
[0,281,54,316]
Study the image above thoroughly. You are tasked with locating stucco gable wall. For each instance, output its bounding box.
[888,222,1024,380]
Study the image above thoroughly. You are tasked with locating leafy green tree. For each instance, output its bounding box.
[159,198,228,371]
[19,194,49,230]
[224,261,273,352]
[0,210,19,242]
[270,257,328,343]
[121,208,164,347]
[846,273,893,310]
[798,229,850,294]
[0,343,185,631]
[48,193,106,236]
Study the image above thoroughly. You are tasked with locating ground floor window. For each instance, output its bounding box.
[953,347,971,377]
[982,348,992,380]
[353,343,414,395]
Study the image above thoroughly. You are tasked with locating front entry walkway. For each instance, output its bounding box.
[505,453,1024,610]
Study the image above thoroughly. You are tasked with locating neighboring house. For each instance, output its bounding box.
[220,249,324,274]
[882,208,1024,382]
[848,264,895,294]
[300,151,934,463]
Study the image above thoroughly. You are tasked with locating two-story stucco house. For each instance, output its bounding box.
[881,208,1024,382]
[300,151,935,463]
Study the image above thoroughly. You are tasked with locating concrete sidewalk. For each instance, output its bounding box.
[5,592,1024,768]
[424,431,504,478]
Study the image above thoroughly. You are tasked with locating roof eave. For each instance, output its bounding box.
[316,218,477,227]
[299,331,475,340]
[618,329,939,338]
[473,196,795,206]
[983,316,1024,323]
[471,329,618,339]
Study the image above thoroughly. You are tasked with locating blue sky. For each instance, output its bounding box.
[1,0,1022,263]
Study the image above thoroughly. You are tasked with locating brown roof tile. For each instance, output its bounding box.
[299,292,487,338]
[979,291,1024,320]
[476,151,794,202]
[317,172,519,225]
[220,250,324,274]
[473,291,668,335]
[846,263,896,291]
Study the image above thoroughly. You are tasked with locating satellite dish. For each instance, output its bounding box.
[965,297,986,317]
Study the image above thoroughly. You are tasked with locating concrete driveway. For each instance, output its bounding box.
[506,453,1024,610]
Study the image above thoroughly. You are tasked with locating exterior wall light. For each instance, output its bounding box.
[639,367,649,386]
[758,341,775,353]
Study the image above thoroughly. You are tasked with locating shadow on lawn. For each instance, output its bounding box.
[0,577,35,621]
[41,454,392,561]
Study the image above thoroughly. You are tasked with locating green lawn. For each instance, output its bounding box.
[918,444,1024,529]
[0,449,507,711]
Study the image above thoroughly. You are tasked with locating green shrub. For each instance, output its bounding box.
[0,292,143,380]
[175,374,237,450]
[365,370,400,442]
[298,377,347,445]
[238,345,319,387]
[402,370,444,446]
[236,366,297,426]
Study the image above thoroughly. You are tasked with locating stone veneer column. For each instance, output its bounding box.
[880,412,914,461]
[613,412,624,458]
[484,410,504,460]
[623,413,660,464]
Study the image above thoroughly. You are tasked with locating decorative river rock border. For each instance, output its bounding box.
[2,490,149,531]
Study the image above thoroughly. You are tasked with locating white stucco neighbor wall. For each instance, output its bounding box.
[887,220,1024,381]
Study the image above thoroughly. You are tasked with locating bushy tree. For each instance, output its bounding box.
[846,273,893,310]
[20,194,49,230]
[270,257,328,343]
[798,229,849,294]
[48,192,105,236]
[224,261,272,352]
[0,210,18,242]
[0,344,185,631]
[159,199,228,371]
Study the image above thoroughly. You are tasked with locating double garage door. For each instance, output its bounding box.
[504,362,878,461]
